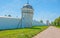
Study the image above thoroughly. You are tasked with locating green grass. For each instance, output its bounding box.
[0,26,48,38]
[55,25,60,28]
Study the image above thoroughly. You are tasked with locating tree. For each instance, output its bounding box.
[8,15,11,17]
[40,20,43,23]
[4,15,7,16]
[52,16,60,26]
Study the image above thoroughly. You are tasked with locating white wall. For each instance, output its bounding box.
[0,17,46,30]
[32,20,46,26]
[22,13,33,28]
[0,17,21,30]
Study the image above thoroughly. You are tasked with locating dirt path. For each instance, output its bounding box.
[32,26,60,38]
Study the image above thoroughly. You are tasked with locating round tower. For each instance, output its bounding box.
[21,2,34,28]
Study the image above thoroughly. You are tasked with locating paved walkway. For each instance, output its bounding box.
[32,26,60,38]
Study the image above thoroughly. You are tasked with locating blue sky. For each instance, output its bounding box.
[0,0,60,23]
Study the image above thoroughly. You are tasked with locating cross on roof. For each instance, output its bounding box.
[27,0,29,4]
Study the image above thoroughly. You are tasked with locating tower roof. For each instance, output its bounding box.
[23,4,33,9]
[23,0,33,9]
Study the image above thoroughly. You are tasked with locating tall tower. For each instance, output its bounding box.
[21,1,34,28]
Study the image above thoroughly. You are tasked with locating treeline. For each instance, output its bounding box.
[51,16,60,26]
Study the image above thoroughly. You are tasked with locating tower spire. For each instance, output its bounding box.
[27,0,29,4]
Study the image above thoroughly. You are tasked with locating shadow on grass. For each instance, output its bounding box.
[0,27,41,31]
[0,25,47,31]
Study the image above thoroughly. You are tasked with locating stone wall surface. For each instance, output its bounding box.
[0,17,20,29]
[0,17,46,30]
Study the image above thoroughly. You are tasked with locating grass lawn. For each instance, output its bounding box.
[0,26,48,38]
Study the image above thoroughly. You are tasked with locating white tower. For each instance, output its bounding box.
[21,1,34,28]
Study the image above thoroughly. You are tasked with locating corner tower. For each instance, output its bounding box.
[21,1,34,28]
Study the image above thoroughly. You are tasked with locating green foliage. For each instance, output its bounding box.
[56,26,60,28]
[40,20,43,23]
[0,26,48,38]
[51,16,60,26]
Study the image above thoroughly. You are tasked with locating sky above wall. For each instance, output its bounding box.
[0,0,60,23]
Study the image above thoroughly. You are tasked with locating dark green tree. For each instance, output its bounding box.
[40,20,43,23]
[8,15,11,17]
